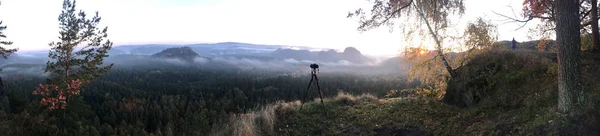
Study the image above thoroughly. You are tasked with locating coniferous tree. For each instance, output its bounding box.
[0,2,18,113]
[33,0,113,110]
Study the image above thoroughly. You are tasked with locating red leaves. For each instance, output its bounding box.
[32,79,84,110]
[32,84,58,96]
[522,0,553,20]
[33,84,65,110]
[66,79,82,95]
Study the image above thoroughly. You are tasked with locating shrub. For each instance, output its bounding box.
[443,50,555,108]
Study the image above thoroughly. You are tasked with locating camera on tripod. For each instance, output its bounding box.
[300,63,325,111]
[310,63,319,69]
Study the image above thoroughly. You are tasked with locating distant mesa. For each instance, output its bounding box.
[343,47,361,56]
[151,46,201,61]
[272,46,373,64]
[342,47,370,63]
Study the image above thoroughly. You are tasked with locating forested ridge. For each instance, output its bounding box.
[0,64,414,135]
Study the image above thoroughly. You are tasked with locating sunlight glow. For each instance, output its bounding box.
[419,50,427,55]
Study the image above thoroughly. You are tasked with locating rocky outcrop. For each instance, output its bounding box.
[272,47,373,64]
[342,47,370,64]
[151,46,200,62]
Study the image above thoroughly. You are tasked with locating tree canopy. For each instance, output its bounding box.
[0,2,17,59]
[33,0,113,111]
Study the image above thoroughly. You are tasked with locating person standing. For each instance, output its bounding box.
[511,38,518,50]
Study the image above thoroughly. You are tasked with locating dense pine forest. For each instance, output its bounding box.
[0,63,414,135]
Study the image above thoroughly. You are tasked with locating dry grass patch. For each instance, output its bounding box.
[213,100,301,136]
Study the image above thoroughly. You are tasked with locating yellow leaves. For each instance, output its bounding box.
[419,50,427,55]
[415,83,447,100]
[403,47,433,61]
[464,17,498,51]
[537,38,550,51]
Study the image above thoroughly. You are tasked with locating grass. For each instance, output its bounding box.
[215,50,600,136]
[210,101,297,136]
[272,95,559,136]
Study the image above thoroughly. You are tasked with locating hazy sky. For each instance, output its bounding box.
[0,0,541,56]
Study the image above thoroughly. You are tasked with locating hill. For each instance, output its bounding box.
[151,46,202,62]
[218,50,600,135]
[272,47,374,64]
[498,40,556,51]
[111,42,311,56]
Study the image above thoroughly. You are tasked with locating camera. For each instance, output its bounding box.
[310,63,319,69]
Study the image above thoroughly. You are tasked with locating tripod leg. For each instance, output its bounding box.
[314,75,326,110]
[300,75,314,110]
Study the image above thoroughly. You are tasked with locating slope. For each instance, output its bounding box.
[216,50,600,136]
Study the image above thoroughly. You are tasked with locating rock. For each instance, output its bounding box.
[342,47,371,64]
[151,46,202,62]
[272,47,373,64]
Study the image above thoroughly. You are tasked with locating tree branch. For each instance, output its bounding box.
[379,0,413,25]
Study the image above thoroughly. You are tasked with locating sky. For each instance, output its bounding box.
[0,0,542,56]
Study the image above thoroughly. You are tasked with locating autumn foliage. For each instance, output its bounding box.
[522,0,553,20]
[32,79,83,110]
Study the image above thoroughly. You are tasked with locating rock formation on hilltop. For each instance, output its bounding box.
[151,46,200,61]
[342,47,370,63]
[343,47,361,56]
[271,47,373,64]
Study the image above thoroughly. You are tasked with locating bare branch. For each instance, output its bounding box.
[493,11,535,23]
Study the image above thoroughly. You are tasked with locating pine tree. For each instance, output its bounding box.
[0,21,16,58]
[0,1,18,113]
[33,0,113,110]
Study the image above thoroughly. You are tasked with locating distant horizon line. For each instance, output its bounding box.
[14,39,549,54]
[14,41,343,52]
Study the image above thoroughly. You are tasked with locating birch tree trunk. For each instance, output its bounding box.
[414,2,455,78]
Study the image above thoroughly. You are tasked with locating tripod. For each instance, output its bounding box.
[300,63,325,110]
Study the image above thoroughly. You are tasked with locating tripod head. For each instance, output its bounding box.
[309,63,319,74]
[310,63,319,69]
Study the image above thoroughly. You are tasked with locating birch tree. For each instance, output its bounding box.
[348,0,465,78]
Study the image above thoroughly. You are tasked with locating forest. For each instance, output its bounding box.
[2,0,600,135]
[0,61,414,135]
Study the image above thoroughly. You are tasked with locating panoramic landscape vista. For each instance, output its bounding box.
[1,0,600,135]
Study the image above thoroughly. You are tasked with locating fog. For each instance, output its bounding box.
[0,53,406,78]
